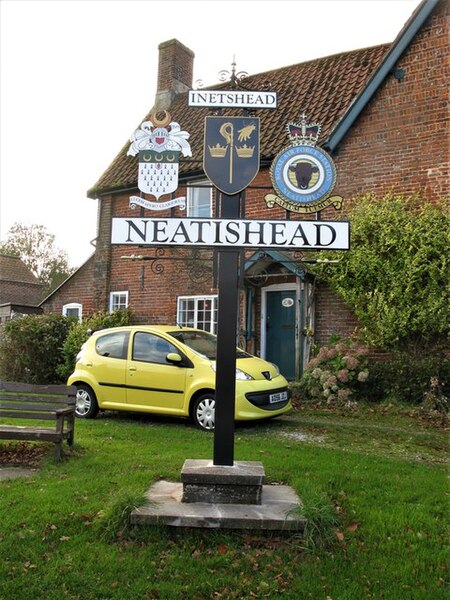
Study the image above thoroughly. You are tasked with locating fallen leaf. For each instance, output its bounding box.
[336,531,345,541]
[346,522,358,532]
[217,544,228,554]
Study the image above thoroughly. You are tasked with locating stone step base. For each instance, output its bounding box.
[131,480,306,531]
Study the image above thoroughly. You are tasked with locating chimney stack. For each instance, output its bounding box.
[154,39,195,111]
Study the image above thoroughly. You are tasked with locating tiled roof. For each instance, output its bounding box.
[0,254,39,284]
[88,44,389,198]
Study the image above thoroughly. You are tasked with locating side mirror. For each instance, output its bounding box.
[166,352,183,365]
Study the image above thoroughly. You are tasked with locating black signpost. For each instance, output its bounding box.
[118,82,348,528]
[213,193,241,465]
[202,115,260,466]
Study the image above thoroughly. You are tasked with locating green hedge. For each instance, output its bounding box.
[0,313,73,384]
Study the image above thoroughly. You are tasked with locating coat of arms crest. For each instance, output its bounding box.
[265,113,343,213]
[203,116,260,195]
[127,111,192,209]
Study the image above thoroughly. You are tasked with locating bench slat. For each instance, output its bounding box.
[0,381,77,395]
[0,394,75,404]
[0,402,73,412]
[0,410,58,420]
[0,425,72,442]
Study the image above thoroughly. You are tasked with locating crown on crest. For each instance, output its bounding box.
[287,113,322,146]
[208,143,228,158]
[235,144,255,158]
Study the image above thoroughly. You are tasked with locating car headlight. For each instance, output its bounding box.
[211,363,254,380]
[235,368,253,381]
[270,363,280,376]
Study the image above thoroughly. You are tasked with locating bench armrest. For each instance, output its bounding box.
[54,407,75,416]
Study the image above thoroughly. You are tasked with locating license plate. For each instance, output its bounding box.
[269,391,288,404]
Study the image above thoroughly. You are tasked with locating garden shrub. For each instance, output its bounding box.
[301,337,369,406]
[312,194,449,349]
[0,313,73,384]
[368,345,449,404]
[56,309,132,381]
[420,376,448,425]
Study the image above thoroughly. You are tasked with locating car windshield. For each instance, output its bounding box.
[168,330,250,360]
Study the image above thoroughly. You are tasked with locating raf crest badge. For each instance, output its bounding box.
[127,111,192,211]
[265,113,342,213]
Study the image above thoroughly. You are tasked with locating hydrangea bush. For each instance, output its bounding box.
[302,338,369,405]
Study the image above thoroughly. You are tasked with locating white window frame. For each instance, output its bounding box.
[177,295,218,333]
[109,291,129,312]
[187,180,212,218]
[62,302,82,322]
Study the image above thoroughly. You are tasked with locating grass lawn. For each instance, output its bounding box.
[0,403,447,600]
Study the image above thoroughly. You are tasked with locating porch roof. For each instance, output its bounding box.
[244,250,313,283]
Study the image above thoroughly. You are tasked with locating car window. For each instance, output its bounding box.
[132,332,178,364]
[95,331,129,359]
[168,330,251,359]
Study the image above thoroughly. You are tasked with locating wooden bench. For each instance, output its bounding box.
[0,381,76,460]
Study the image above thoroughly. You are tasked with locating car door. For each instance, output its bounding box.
[92,330,129,408]
[126,331,187,414]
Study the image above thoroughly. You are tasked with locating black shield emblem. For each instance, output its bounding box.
[203,116,260,195]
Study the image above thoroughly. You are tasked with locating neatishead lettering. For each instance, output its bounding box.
[112,218,350,250]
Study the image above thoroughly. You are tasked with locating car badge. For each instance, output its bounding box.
[127,111,192,211]
[265,113,343,213]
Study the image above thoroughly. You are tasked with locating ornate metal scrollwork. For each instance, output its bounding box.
[195,57,272,92]
[121,249,214,284]
[149,247,166,275]
[188,263,213,284]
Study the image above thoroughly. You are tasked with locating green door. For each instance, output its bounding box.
[265,290,296,380]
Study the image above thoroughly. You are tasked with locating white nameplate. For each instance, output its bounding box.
[188,90,277,109]
[111,218,350,250]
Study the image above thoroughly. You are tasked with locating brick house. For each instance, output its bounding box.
[41,0,448,379]
[0,254,43,323]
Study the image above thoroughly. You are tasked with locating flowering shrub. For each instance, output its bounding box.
[302,339,369,405]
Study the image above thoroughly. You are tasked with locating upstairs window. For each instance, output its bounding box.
[109,291,128,312]
[187,181,212,218]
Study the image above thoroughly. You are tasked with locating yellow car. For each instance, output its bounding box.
[68,325,291,430]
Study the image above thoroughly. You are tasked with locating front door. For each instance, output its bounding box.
[264,289,297,380]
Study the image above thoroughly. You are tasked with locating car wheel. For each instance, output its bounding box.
[192,393,215,431]
[75,384,99,419]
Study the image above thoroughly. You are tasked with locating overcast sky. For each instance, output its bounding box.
[0,0,421,267]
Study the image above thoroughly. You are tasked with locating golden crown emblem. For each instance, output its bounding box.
[208,143,228,158]
[235,144,255,158]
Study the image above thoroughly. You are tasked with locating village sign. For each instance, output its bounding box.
[112,109,349,251]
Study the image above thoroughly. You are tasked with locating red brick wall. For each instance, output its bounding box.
[314,283,360,345]
[43,255,97,317]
